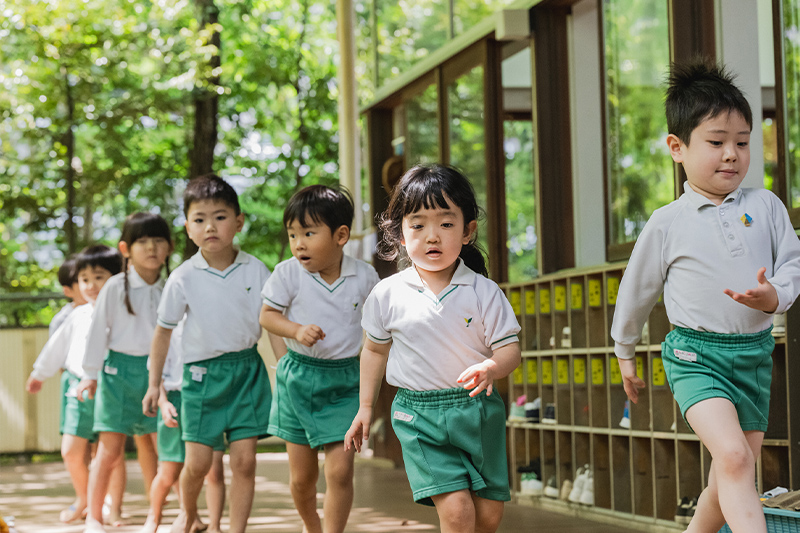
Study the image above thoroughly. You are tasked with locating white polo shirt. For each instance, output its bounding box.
[157,249,270,364]
[261,255,379,360]
[612,185,800,359]
[83,269,165,379]
[31,303,94,381]
[49,302,75,336]
[362,260,520,391]
[161,320,185,392]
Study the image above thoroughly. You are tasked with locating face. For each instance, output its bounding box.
[184,200,244,255]
[286,217,348,274]
[64,282,88,306]
[667,111,751,204]
[77,266,113,304]
[120,236,171,274]
[400,196,476,277]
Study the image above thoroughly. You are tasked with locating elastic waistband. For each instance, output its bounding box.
[188,345,260,365]
[671,327,774,348]
[286,349,358,368]
[108,350,148,360]
[395,387,484,408]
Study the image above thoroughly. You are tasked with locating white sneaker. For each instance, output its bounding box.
[520,473,543,495]
[85,517,107,533]
[579,470,594,505]
[568,465,587,502]
[543,475,559,498]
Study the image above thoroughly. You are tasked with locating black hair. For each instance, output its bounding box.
[283,184,354,233]
[57,257,78,287]
[378,164,487,276]
[75,244,123,277]
[120,212,173,314]
[183,174,240,216]
[666,57,753,145]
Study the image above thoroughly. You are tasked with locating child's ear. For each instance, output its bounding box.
[462,220,478,245]
[118,241,130,258]
[63,285,75,299]
[666,134,685,163]
[335,225,350,246]
[235,212,245,232]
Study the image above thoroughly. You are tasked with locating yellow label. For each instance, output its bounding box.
[636,356,644,380]
[573,358,586,384]
[588,279,602,307]
[510,291,521,315]
[542,359,553,384]
[607,277,620,305]
[513,366,523,385]
[526,359,538,384]
[610,359,622,384]
[539,288,551,314]
[554,285,567,312]
[525,290,536,315]
[557,359,569,384]
[652,356,665,386]
[591,358,604,385]
[570,283,583,310]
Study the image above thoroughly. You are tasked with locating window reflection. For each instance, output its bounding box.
[783,1,800,208]
[406,84,440,165]
[504,120,538,281]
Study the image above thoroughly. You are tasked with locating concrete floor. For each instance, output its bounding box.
[0,452,643,533]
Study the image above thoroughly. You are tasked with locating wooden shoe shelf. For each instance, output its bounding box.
[502,263,800,531]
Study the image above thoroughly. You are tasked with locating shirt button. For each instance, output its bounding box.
[723,222,729,227]
[720,211,725,216]
[728,234,735,240]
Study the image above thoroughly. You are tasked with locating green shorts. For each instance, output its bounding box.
[268,349,359,448]
[391,387,511,506]
[59,370,70,435]
[62,370,97,442]
[181,345,272,449]
[94,351,157,436]
[662,327,774,432]
[158,390,226,462]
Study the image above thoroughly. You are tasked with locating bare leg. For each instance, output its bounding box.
[286,442,322,533]
[204,451,226,533]
[60,434,90,522]
[178,442,213,533]
[472,493,504,533]
[141,461,182,533]
[86,432,127,527]
[685,398,766,533]
[106,459,127,526]
[431,490,476,533]
[321,442,354,533]
[135,433,159,499]
[227,438,257,533]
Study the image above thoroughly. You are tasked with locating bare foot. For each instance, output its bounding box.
[59,501,87,523]
[191,517,208,532]
[170,511,187,533]
[106,511,127,528]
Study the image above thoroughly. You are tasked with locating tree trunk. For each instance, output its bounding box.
[63,66,76,254]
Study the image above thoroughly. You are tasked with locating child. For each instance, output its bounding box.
[344,164,522,533]
[26,245,123,524]
[141,320,227,533]
[610,59,800,533]
[77,213,173,533]
[259,185,379,533]
[142,174,278,533]
[49,257,85,336]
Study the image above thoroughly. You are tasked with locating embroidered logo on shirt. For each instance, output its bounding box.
[353,303,358,310]
[741,213,753,227]
[674,349,697,362]
[393,410,414,422]
[246,287,252,292]
[464,317,473,327]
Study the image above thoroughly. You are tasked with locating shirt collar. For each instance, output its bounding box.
[400,259,476,289]
[126,267,166,290]
[190,248,249,270]
[682,181,742,209]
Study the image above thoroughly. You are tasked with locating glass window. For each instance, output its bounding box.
[603,0,673,246]
[453,0,513,36]
[448,65,489,266]
[406,83,440,165]
[504,120,538,281]
[783,1,800,208]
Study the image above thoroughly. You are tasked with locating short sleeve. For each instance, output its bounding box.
[361,286,391,344]
[157,273,188,329]
[478,279,521,349]
[261,260,294,311]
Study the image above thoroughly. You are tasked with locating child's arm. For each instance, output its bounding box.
[158,384,178,429]
[143,325,173,417]
[457,341,521,397]
[259,304,325,347]
[28,317,73,392]
[723,266,778,313]
[618,358,646,404]
[344,339,391,453]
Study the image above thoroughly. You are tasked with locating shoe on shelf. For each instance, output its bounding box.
[525,397,541,423]
[674,496,697,525]
[508,395,527,422]
[542,403,556,424]
[568,465,589,503]
[579,470,594,506]
[544,475,559,498]
[773,313,786,336]
[519,472,543,496]
[559,479,573,501]
[619,400,631,429]
[761,486,789,501]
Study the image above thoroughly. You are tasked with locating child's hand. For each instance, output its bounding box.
[295,324,325,346]
[457,360,498,397]
[76,379,96,402]
[723,267,779,313]
[159,400,179,428]
[344,407,373,453]
[26,377,43,394]
[618,358,645,404]
[142,386,160,417]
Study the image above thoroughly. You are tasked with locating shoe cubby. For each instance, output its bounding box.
[505,263,800,530]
